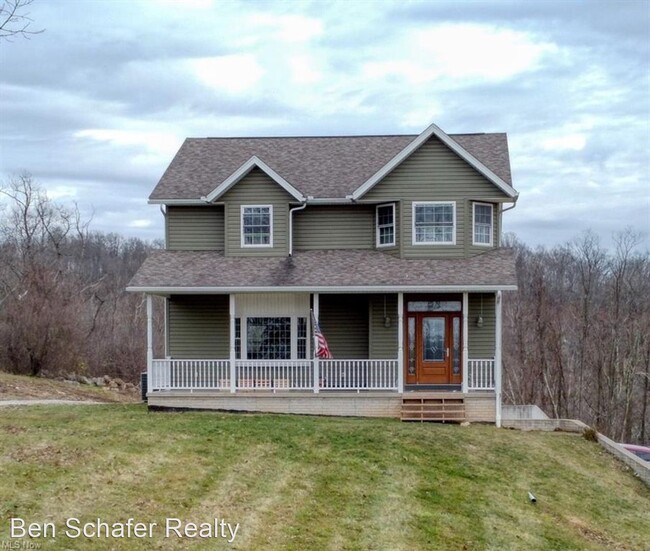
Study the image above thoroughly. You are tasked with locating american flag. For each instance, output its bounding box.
[311,311,333,359]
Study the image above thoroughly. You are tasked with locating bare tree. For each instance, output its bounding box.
[0,173,162,380]
[0,0,43,42]
[502,230,650,444]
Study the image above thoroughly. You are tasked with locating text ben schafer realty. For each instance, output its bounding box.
[9,517,240,543]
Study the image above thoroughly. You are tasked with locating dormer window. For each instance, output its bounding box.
[241,205,273,247]
[376,203,396,247]
[473,203,493,246]
[412,201,456,245]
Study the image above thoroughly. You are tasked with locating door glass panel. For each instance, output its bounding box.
[423,317,445,361]
[452,317,460,375]
[408,317,416,375]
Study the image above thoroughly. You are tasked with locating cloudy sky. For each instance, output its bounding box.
[1,0,648,248]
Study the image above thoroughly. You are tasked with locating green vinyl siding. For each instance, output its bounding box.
[293,205,374,250]
[363,136,509,258]
[468,293,496,358]
[166,206,224,250]
[319,295,369,359]
[222,168,294,256]
[368,294,398,359]
[168,295,229,358]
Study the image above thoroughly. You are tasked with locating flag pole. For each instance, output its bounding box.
[312,297,320,393]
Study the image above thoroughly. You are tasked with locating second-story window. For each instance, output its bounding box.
[376,203,396,247]
[473,202,494,246]
[412,201,456,245]
[241,205,273,247]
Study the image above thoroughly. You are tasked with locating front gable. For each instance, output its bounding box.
[363,135,507,258]
[353,123,517,201]
[204,156,305,203]
[221,167,296,257]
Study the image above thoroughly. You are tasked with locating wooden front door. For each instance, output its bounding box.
[406,312,462,385]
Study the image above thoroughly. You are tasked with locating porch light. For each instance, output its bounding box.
[476,315,484,328]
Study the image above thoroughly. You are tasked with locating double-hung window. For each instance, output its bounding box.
[412,202,456,245]
[473,203,493,246]
[376,203,396,247]
[241,205,272,247]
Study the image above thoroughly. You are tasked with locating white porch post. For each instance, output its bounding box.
[146,294,153,395]
[495,291,503,427]
[462,292,469,394]
[313,293,320,394]
[229,294,236,393]
[397,292,404,393]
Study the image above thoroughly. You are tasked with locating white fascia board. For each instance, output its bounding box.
[352,122,518,200]
[305,198,353,205]
[204,156,305,202]
[148,199,210,205]
[127,284,518,294]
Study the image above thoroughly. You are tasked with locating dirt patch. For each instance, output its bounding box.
[0,371,139,403]
[565,516,630,550]
[8,443,91,467]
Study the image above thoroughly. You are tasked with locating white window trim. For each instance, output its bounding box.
[376,203,396,248]
[240,204,273,248]
[472,202,494,247]
[412,201,456,246]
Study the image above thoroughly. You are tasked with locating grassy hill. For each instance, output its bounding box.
[0,405,648,550]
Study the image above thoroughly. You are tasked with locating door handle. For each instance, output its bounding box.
[446,348,449,358]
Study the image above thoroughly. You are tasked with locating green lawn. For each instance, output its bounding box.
[0,405,648,550]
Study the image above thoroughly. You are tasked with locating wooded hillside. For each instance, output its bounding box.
[503,232,649,444]
[1,175,648,443]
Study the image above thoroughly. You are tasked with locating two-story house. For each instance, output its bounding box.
[127,122,518,424]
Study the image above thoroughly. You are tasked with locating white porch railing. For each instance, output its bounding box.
[319,359,399,391]
[149,358,399,392]
[149,358,487,392]
[235,360,313,391]
[150,359,231,391]
[467,359,495,390]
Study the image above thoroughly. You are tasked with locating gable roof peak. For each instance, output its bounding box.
[203,155,305,203]
[351,122,517,200]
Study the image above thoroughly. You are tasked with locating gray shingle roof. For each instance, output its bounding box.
[150,133,512,201]
[127,248,517,290]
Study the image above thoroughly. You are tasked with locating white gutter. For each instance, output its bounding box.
[288,201,307,256]
[127,284,518,294]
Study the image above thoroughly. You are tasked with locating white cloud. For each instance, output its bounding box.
[128,219,153,228]
[416,24,558,80]
[247,13,323,43]
[188,55,264,94]
[289,55,322,85]
[74,129,180,157]
[47,185,78,200]
[363,24,558,84]
[541,134,587,151]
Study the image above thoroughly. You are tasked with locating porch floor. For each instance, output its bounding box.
[404,384,462,392]
[146,389,496,422]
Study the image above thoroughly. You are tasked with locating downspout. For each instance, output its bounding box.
[501,198,517,213]
[160,205,167,249]
[499,199,517,246]
[289,201,307,256]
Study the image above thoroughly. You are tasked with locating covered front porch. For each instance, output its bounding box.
[143,290,503,423]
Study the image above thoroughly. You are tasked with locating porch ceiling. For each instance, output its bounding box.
[127,248,516,293]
